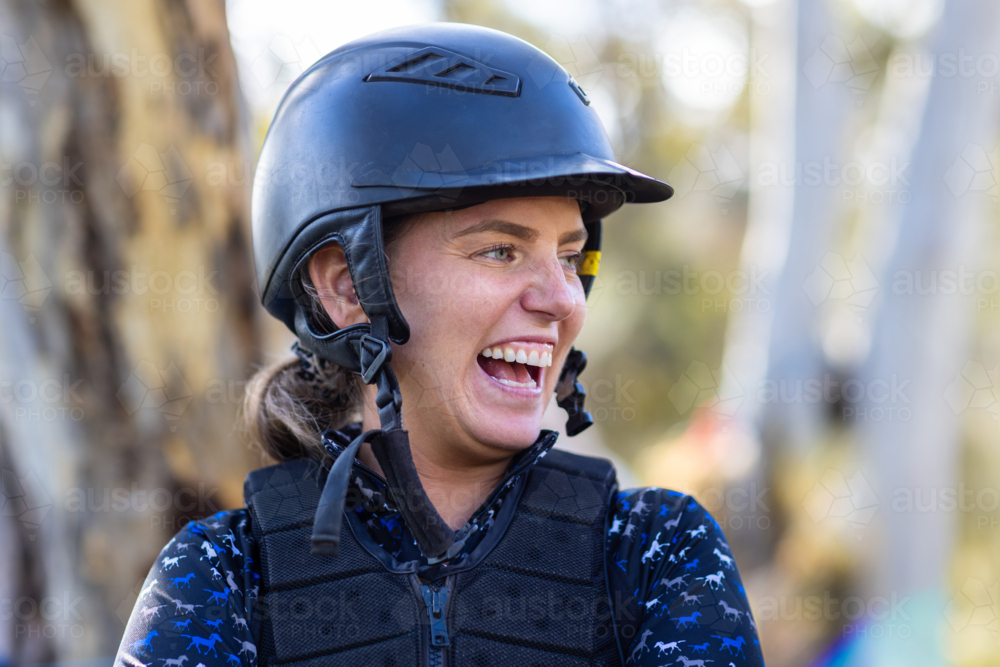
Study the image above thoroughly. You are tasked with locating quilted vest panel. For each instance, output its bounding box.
[244,450,621,667]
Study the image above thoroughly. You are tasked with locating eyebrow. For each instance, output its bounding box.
[453,218,588,245]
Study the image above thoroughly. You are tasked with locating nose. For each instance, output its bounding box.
[520,254,580,322]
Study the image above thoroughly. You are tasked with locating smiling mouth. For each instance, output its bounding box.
[477,343,553,389]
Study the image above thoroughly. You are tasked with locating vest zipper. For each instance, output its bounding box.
[421,581,451,667]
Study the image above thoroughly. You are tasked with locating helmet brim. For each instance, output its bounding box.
[353,151,673,222]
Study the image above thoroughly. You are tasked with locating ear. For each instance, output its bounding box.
[307,243,369,328]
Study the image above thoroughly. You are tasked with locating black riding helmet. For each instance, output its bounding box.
[251,23,673,561]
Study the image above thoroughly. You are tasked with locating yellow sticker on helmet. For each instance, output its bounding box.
[578,250,601,276]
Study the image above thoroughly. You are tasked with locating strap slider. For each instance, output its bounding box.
[359,334,391,384]
[556,348,593,437]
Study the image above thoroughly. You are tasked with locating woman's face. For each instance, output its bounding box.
[386,196,588,454]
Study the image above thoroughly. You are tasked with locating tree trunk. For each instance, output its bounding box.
[855,1,1000,663]
[0,0,259,661]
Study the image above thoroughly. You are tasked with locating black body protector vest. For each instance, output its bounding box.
[244,446,624,667]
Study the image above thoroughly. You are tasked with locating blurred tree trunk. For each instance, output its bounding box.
[0,0,260,661]
[856,2,1000,664]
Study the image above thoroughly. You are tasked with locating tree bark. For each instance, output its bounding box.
[0,0,259,660]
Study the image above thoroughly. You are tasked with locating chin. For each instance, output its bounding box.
[463,408,546,452]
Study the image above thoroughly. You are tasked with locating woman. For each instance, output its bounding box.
[116,23,764,667]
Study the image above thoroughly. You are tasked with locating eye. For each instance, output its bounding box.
[560,252,583,271]
[481,244,515,262]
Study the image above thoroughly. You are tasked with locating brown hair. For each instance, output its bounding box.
[240,214,419,463]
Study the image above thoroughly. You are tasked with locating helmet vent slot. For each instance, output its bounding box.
[366,46,521,97]
[434,62,475,80]
[388,52,443,73]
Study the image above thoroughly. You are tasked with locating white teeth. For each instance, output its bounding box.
[493,377,538,389]
[478,344,555,368]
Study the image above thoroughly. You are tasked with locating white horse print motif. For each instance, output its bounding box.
[698,571,726,590]
[718,600,744,622]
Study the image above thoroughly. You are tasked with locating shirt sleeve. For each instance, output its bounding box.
[114,510,259,667]
[607,487,764,666]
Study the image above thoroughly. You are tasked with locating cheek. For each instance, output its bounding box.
[391,265,519,386]
[395,262,517,337]
[563,288,588,334]
[392,266,518,406]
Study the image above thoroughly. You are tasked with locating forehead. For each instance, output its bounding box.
[441,196,585,235]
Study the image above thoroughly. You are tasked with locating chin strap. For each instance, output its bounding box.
[556,219,600,437]
[556,347,593,437]
[310,315,457,560]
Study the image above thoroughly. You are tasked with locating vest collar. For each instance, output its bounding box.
[320,425,561,576]
[320,424,560,487]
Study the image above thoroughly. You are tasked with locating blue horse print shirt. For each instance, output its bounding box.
[115,437,764,666]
